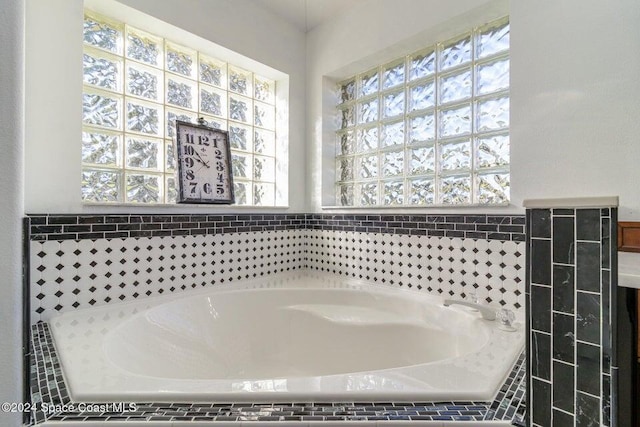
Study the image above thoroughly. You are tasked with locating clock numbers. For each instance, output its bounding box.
[176,121,234,204]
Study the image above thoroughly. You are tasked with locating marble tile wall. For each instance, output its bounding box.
[527,207,617,427]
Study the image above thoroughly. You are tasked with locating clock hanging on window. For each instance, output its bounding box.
[175,119,235,204]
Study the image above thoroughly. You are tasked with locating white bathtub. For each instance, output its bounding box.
[49,271,524,403]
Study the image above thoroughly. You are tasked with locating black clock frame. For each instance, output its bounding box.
[175,120,235,204]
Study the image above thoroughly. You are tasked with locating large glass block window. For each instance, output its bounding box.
[336,17,509,206]
[82,11,278,205]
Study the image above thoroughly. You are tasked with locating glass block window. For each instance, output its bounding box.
[82,10,278,205]
[336,17,509,206]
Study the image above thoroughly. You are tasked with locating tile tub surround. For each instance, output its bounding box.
[526,205,618,427]
[305,230,525,311]
[30,229,306,322]
[27,213,526,321]
[29,322,526,425]
[25,212,528,425]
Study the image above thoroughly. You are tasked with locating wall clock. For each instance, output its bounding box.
[175,119,235,204]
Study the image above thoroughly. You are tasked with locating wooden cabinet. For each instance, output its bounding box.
[619,222,640,253]
[618,222,640,359]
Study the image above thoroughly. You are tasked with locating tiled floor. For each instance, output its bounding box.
[30,322,525,425]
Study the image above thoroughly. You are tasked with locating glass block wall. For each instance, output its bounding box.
[336,18,509,207]
[82,10,278,205]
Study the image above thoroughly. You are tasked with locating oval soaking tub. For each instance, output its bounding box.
[49,271,524,403]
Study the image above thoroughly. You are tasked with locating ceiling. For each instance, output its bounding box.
[251,0,366,32]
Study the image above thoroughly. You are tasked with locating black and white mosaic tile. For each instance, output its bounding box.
[485,351,527,423]
[30,230,306,322]
[28,213,526,320]
[30,322,525,425]
[305,230,525,311]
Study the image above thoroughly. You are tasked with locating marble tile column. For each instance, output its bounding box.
[525,199,618,427]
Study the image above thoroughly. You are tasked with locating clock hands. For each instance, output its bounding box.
[193,150,210,168]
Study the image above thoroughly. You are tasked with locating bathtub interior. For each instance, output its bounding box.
[48,271,525,404]
[102,287,492,380]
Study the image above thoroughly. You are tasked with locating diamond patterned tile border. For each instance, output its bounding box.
[27,214,526,321]
[30,230,306,322]
[304,230,525,311]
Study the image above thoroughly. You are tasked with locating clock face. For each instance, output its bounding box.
[175,121,234,204]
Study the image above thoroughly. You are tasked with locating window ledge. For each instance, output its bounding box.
[321,203,510,210]
[82,202,290,209]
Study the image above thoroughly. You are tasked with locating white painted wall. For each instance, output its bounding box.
[27,0,640,216]
[510,0,640,220]
[306,0,640,220]
[0,0,24,424]
[24,0,307,213]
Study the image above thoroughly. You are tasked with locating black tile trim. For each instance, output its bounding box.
[27,213,525,242]
[306,214,524,241]
[22,217,32,426]
[28,214,306,241]
[30,322,525,425]
[484,351,527,423]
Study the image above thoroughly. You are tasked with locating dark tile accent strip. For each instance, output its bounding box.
[484,351,526,424]
[22,218,32,426]
[30,322,525,425]
[27,214,307,241]
[27,213,526,242]
[305,214,525,241]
